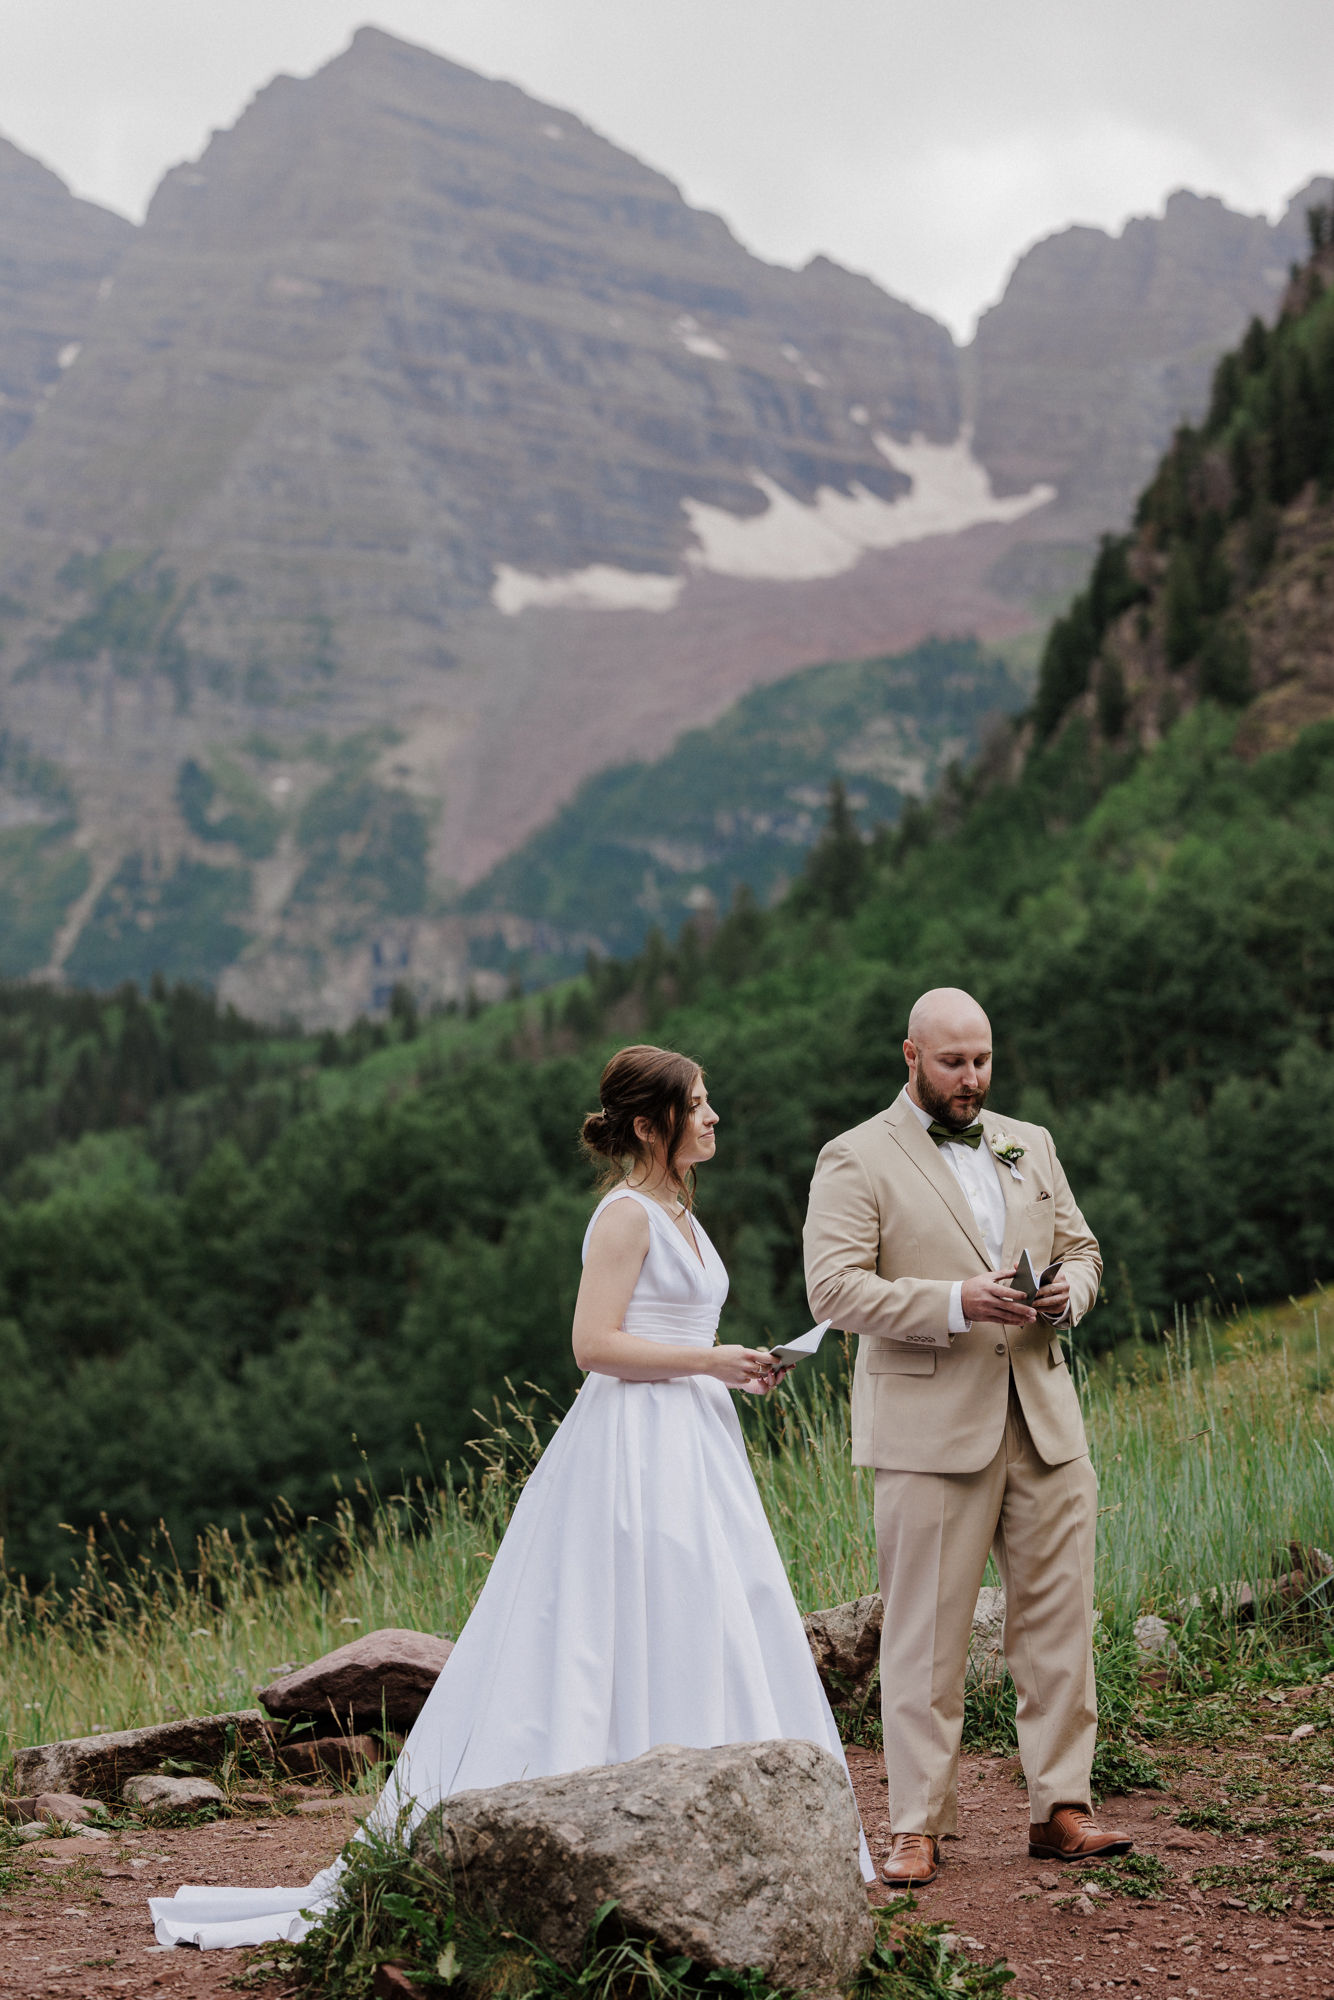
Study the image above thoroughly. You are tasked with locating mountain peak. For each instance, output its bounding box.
[970,185,1318,526]
[338,21,510,88]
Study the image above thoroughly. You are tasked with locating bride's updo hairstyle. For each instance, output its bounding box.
[581,1044,703,1203]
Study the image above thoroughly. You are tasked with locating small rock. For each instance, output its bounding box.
[967,1586,1007,1685]
[1290,1722,1317,1742]
[416,1739,871,1995]
[1133,1613,1178,1661]
[297,1797,348,1813]
[14,1823,45,1842]
[802,1594,883,1707]
[32,1792,100,1825]
[1036,1871,1059,1889]
[277,1732,381,1780]
[1309,1849,1334,1864]
[259,1628,453,1732]
[74,1826,112,1840]
[374,1968,426,2000]
[122,1774,225,1811]
[1073,1893,1097,1915]
[235,1791,274,1809]
[803,1587,1011,1698]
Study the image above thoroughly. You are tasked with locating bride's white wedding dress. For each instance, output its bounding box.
[150,1187,873,1948]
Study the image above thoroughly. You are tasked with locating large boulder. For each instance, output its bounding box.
[258,1628,453,1732]
[415,1739,872,1998]
[9,1710,271,1800]
[802,1594,882,1708]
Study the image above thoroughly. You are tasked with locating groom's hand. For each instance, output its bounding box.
[1033,1273,1071,1323]
[960,1266,1037,1325]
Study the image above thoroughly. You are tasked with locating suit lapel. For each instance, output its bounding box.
[986,1112,1030,1268]
[883,1096,991,1265]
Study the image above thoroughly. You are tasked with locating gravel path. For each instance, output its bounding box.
[2,1686,1332,1999]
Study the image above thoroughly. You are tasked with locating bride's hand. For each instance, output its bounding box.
[708,1345,777,1392]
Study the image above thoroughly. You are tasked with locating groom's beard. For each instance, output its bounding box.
[915,1073,990,1130]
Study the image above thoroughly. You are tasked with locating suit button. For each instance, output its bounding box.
[994,1342,1006,1356]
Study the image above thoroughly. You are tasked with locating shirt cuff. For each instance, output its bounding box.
[948,1281,970,1335]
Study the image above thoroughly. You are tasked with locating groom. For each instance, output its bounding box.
[803,986,1132,1885]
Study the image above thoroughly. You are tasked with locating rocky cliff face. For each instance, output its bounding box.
[1022,233,1334,768]
[3,30,961,604]
[0,27,1327,1021]
[972,182,1332,547]
[0,138,131,457]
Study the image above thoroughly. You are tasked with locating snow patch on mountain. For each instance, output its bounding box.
[682,430,1055,583]
[490,429,1054,613]
[492,563,684,615]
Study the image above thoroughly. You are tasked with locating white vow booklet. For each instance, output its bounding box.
[766,1319,833,1370]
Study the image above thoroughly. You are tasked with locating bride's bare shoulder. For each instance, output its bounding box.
[586,1191,651,1254]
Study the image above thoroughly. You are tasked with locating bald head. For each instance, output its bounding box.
[903,987,993,1129]
[906,986,991,1052]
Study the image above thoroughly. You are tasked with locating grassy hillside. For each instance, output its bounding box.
[463,637,1022,978]
[2,238,1334,1588]
[3,1292,1330,1760]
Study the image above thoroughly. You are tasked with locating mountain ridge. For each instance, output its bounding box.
[0,29,1328,1020]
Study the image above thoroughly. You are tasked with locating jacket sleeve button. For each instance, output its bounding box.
[994,1342,1006,1356]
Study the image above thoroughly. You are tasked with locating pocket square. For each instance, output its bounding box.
[1035,1189,1051,1202]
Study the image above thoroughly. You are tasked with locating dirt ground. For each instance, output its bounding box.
[2,1689,1333,2000]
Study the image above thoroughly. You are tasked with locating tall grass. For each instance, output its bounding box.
[1082,1302,1334,1627]
[2,1303,1331,1769]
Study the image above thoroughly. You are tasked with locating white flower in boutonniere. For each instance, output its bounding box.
[989,1130,1026,1180]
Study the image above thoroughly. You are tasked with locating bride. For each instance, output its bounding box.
[151,1043,873,1948]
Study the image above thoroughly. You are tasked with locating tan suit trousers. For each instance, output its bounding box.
[873,1380,1098,1835]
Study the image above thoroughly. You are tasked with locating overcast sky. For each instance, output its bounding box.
[2,1,1332,340]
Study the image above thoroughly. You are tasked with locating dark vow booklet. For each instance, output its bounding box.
[1010,1249,1062,1300]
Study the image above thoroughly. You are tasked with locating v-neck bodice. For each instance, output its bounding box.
[583,1186,729,1344]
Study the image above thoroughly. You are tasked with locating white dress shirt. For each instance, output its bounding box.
[902,1089,1007,1334]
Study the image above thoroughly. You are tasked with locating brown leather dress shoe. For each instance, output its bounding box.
[879,1832,939,1886]
[1028,1804,1134,1861]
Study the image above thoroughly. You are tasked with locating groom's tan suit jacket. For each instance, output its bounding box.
[804,1096,1101,1474]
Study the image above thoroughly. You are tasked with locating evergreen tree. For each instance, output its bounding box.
[1095,654,1130,739]
[798,780,869,918]
[1163,546,1202,667]
[1197,622,1252,706]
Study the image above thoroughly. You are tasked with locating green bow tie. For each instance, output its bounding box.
[928,1120,984,1150]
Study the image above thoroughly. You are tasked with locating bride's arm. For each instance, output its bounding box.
[572,1201,774,1390]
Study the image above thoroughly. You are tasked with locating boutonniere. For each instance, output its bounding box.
[989,1129,1026,1180]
